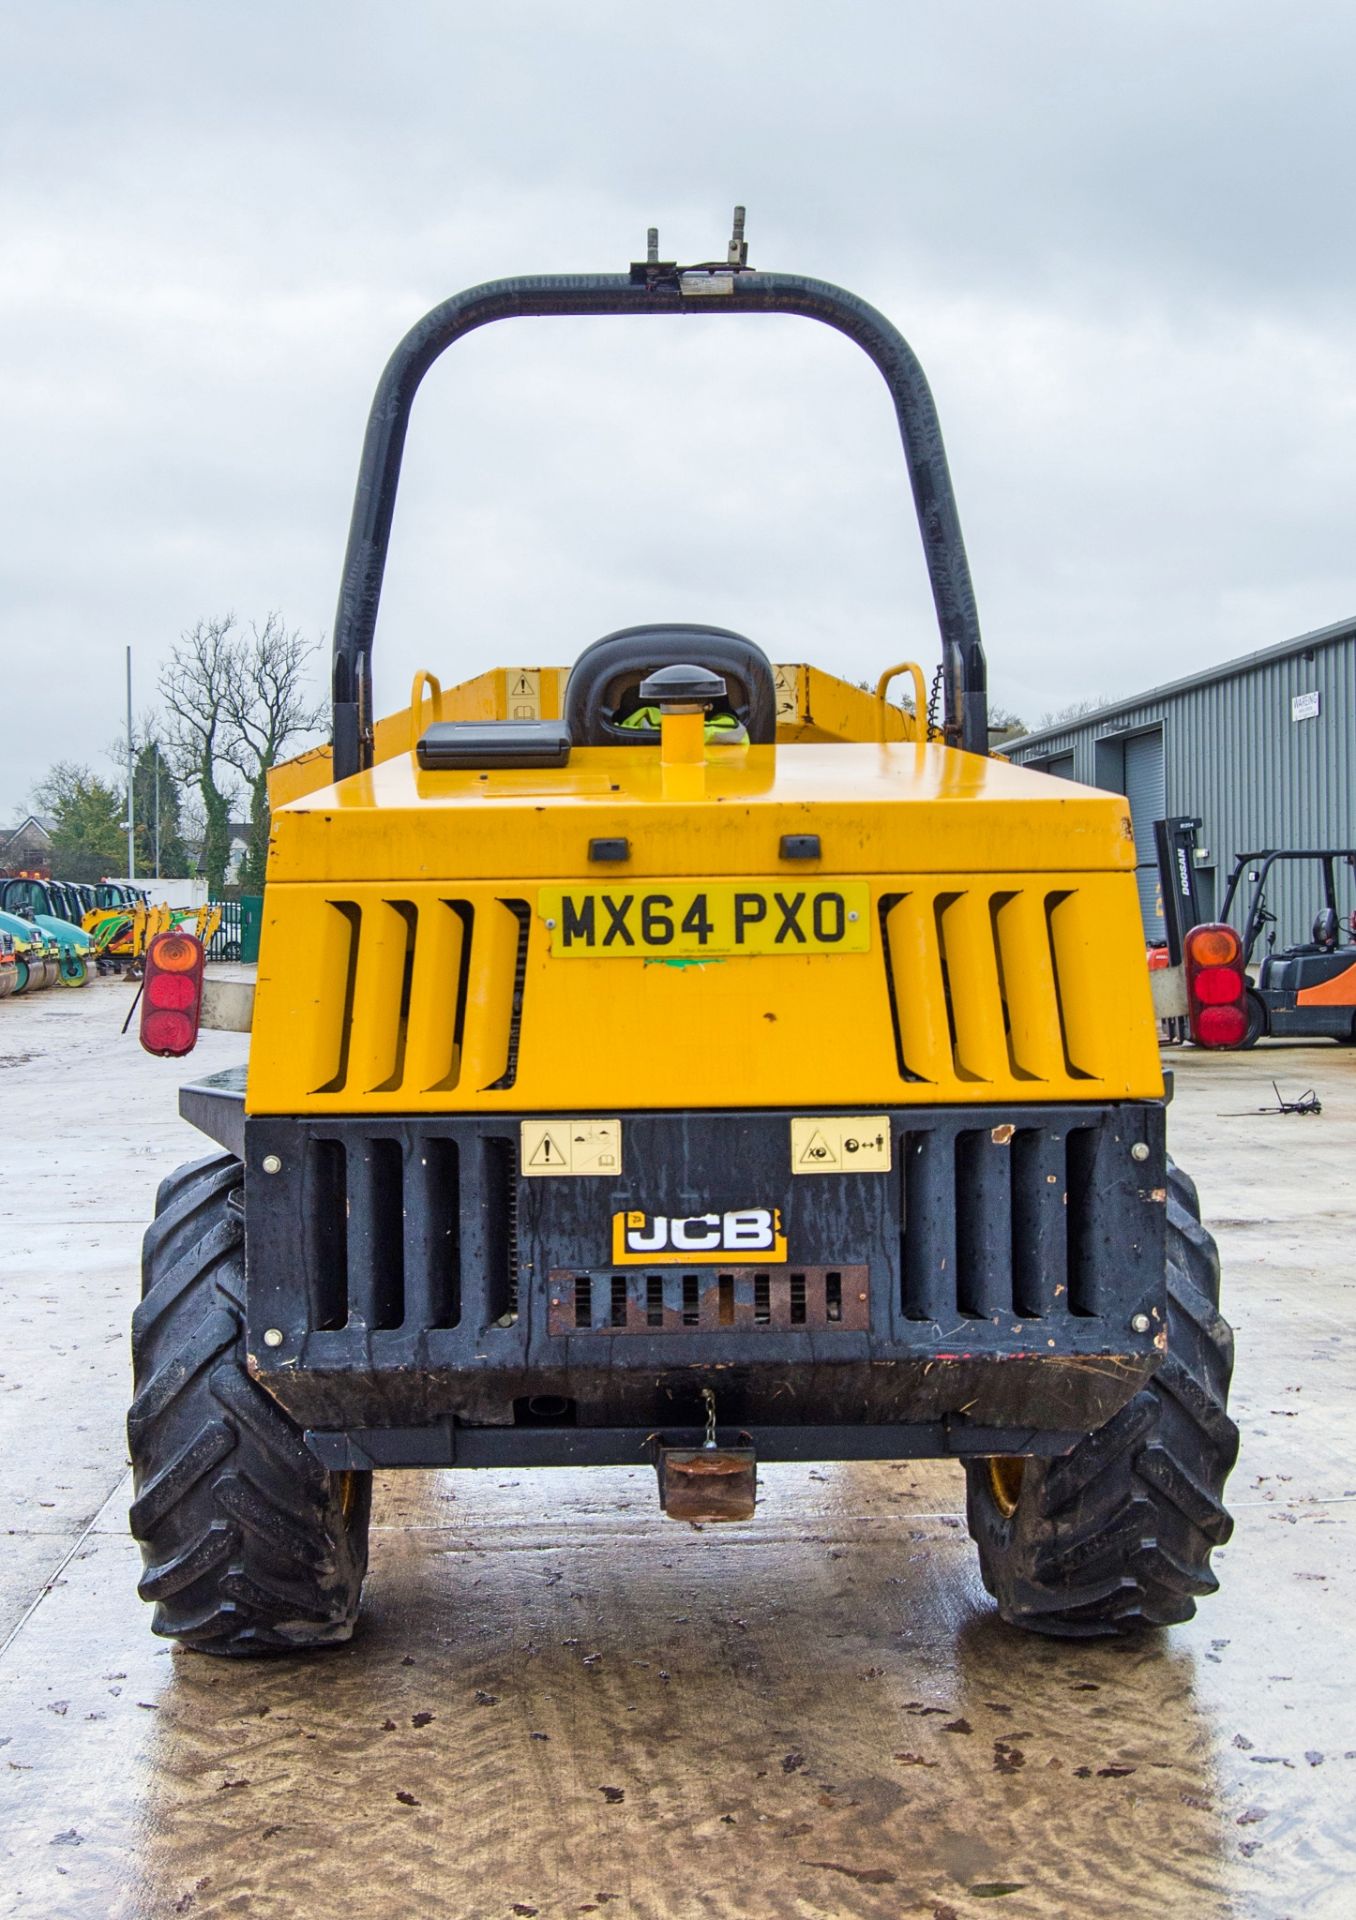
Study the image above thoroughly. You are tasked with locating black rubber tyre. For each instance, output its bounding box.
[1240,990,1267,1049]
[964,1160,1237,1637]
[128,1152,371,1655]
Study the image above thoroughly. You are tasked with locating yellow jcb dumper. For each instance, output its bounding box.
[129,217,1237,1654]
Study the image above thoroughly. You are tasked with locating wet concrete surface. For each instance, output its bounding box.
[1,978,1353,1918]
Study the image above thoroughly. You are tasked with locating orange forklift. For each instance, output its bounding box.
[1154,819,1356,1048]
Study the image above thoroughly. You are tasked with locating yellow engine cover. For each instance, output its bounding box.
[247,736,1161,1115]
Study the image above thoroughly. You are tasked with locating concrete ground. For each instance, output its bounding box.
[1,977,1353,1920]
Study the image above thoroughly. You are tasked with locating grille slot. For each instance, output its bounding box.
[482,899,532,1091]
[415,1137,461,1330]
[372,903,418,1092]
[881,887,1089,1087]
[954,1129,1011,1317]
[309,896,502,1097]
[312,903,362,1094]
[298,1134,464,1332]
[901,1125,1089,1324]
[550,1267,869,1335]
[304,1138,349,1329]
[347,1138,405,1329]
[482,1136,519,1323]
[409,901,474,1092]
[1065,1126,1101,1315]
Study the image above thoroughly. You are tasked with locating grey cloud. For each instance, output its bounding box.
[3,0,1355,807]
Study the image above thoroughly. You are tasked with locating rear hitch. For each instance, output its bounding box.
[654,1441,758,1522]
[652,1389,757,1523]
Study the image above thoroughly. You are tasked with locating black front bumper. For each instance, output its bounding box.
[200,1093,1169,1467]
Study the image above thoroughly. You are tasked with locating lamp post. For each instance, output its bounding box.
[126,646,135,881]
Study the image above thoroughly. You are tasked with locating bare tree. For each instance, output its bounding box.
[1037,693,1113,730]
[986,703,1027,744]
[221,614,326,889]
[160,617,240,896]
[158,614,324,896]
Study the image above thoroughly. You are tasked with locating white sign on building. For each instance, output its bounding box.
[1291,689,1321,722]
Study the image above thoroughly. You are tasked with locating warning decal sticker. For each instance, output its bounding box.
[790,1116,892,1174]
[505,668,542,721]
[520,1118,622,1177]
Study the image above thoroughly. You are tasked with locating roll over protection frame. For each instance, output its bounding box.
[330,251,989,779]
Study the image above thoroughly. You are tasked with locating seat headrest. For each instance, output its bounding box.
[563,624,777,746]
[1312,907,1338,949]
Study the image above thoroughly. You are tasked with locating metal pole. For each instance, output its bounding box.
[126,646,135,881]
[154,748,161,880]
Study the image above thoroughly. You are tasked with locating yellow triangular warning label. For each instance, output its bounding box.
[798,1128,838,1167]
[529,1131,568,1167]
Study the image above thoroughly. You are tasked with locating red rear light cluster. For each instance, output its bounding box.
[1184,923,1247,1048]
[140,930,205,1057]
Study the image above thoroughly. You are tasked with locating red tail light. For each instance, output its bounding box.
[140,930,205,1057]
[1183,923,1247,1049]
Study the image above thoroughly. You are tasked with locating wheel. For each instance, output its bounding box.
[58,954,88,987]
[1239,990,1267,1048]
[964,1159,1237,1636]
[128,1152,371,1654]
[14,957,29,994]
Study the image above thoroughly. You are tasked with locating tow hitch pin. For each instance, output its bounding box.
[654,1387,758,1523]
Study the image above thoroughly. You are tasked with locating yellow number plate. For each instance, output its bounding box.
[538,883,871,958]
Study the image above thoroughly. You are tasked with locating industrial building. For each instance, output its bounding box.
[1005,616,1356,940]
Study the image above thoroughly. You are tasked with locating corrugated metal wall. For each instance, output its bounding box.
[1010,627,1356,946]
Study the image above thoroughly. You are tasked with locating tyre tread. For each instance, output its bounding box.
[965,1156,1237,1636]
[128,1154,369,1655]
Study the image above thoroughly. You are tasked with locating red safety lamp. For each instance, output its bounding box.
[1183,923,1247,1049]
[139,930,206,1057]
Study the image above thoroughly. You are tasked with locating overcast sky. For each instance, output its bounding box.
[4,0,1355,814]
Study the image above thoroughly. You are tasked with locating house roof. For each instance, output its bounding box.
[0,815,55,849]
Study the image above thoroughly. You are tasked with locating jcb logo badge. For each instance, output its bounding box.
[612,1208,787,1265]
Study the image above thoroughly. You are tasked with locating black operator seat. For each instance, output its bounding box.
[563,624,778,747]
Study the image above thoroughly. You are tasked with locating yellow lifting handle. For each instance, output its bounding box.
[409,670,444,751]
[874,662,928,742]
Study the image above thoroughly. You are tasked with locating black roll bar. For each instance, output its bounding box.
[1221,849,1356,961]
[330,256,989,779]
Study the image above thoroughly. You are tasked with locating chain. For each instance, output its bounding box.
[701,1387,718,1449]
[926,660,945,742]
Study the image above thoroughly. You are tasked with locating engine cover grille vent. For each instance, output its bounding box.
[548,1265,869,1336]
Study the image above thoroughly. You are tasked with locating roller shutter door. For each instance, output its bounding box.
[1123,728,1165,933]
[1029,748,1075,779]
